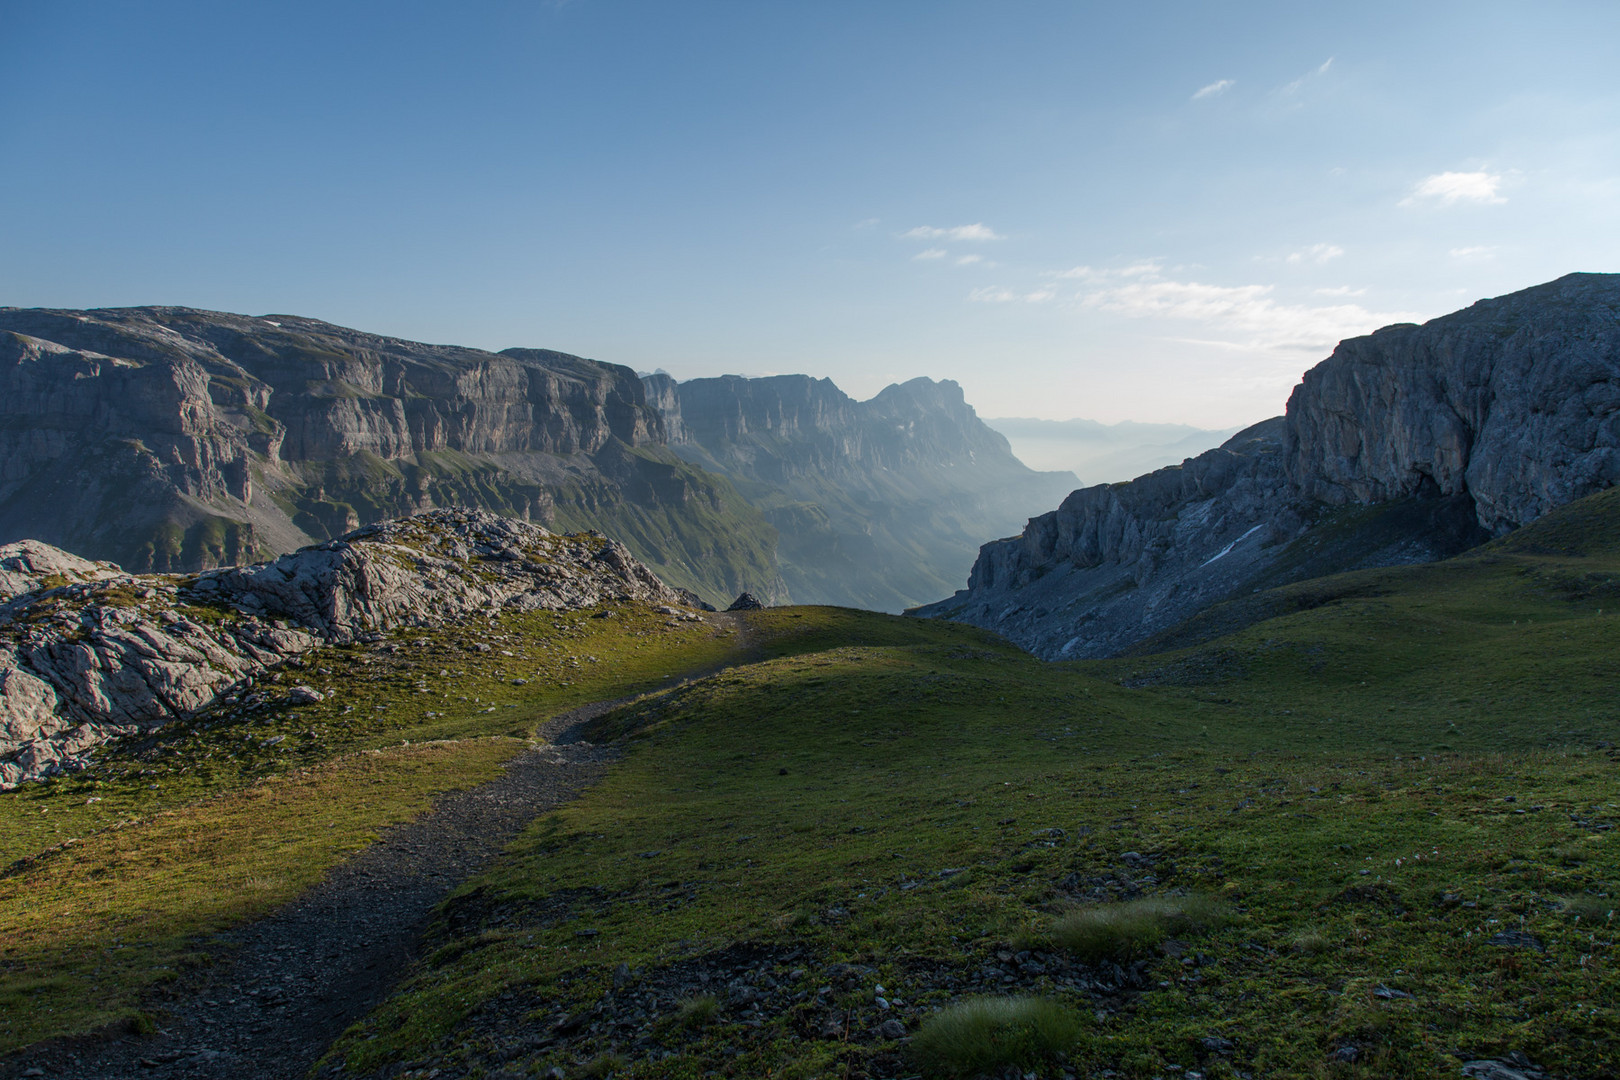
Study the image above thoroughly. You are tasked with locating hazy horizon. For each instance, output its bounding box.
[4,2,1617,427]
[984,416,1240,485]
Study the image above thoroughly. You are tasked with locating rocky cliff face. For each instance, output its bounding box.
[1286,273,1620,534]
[648,373,1077,611]
[0,509,690,789]
[921,273,1620,657]
[0,307,780,604]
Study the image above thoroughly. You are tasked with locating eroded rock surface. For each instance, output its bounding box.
[1287,273,1620,534]
[0,540,125,602]
[0,509,689,788]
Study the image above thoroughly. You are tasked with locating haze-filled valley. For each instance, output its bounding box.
[0,307,1073,615]
[983,418,1238,487]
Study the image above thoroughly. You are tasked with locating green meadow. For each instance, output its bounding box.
[6,489,1620,1077]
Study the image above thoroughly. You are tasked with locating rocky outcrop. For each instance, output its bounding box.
[0,306,782,605]
[1286,273,1620,534]
[0,508,691,789]
[648,373,1077,611]
[921,273,1620,657]
[915,421,1304,657]
[0,540,125,602]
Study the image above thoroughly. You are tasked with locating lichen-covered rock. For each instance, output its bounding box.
[0,508,692,788]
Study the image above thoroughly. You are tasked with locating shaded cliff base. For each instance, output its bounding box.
[915,487,1494,660]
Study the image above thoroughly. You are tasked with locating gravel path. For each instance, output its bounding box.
[3,695,657,1080]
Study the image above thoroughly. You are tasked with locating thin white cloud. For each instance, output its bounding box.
[1053,260,1163,281]
[955,254,983,266]
[1192,79,1234,100]
[1449,245,1496,261]
[1401,171,1507,206]
[970,285,1054,304]
[1286,243,1344,265]
[902,223,1004,241]
[913,248,949,261]
[1282,57,1334,94]
[1314,285,1366,297]
[1083,277,1420,352]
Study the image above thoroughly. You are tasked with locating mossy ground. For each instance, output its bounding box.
[5,491,1620,1077]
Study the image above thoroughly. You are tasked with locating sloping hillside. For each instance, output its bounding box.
[4,486,1616,1078]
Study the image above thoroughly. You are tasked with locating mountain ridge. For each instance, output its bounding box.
[0,306,1067,611]
[645,371,1077,611]
[917,272,1620,657]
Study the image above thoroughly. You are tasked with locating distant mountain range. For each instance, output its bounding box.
[647,374,1077,611]
[0,307,1074,611]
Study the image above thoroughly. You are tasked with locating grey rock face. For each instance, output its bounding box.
[915,420,1298,658]
[0,305,789,606]
[0,508,689,789]
[922,273,1620,658]
[1286,273,1620,535]
[0,539,125,601]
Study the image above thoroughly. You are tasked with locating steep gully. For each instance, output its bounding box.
[0,618,758,1080]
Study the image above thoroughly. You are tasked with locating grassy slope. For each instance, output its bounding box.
[0,604,742,1051]
[325,493,1620,1079]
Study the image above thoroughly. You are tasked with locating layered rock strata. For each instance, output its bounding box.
[0,508,689,788]
[920,273,1620,657]
[0,307,780,604]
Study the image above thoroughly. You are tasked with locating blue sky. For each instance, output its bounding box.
[3,1,1617,426]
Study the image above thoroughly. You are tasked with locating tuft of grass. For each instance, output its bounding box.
[910,996,1082,1078]
[1563,895,1617,923]
[674,994,718,1030]
[579,1051,630,1078]
[1052,895,1225,962]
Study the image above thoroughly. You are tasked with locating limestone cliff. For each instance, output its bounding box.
[647,373,1078,611]
[0,307,781,604]
[0,509,690,789]
[920,273,1620,657]
[1286,273,1620,533]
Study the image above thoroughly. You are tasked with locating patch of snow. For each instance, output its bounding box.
[1199,522,1266,569]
